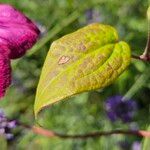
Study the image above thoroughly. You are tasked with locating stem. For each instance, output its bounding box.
[140,7,150,60]
[143,23,150,56]
[17,121,150,139]
[31,126,150,139]
[132,54,150,62]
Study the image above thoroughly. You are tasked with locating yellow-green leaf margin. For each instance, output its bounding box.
[34,23,131,118]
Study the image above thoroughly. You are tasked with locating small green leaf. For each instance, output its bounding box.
[34,23,131,117]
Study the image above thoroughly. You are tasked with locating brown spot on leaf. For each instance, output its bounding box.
[58,56,70,65]
[78,42,86,51]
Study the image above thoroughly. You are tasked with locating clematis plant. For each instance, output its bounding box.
[0,3,150,146]
[0,4,40,98]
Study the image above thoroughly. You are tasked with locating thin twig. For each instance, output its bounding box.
[31,126,150,139]
[17,120,150,139]
[132,54,150,62]
[140,6,150,60]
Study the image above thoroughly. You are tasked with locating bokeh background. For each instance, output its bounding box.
[0,0,150,149]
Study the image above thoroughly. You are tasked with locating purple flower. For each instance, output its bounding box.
[0,4,40,98]
[85,9,93,21]
[0,109,17,140]
[132,141,141,150]
[105,95,137,123]
[85,8,101,23]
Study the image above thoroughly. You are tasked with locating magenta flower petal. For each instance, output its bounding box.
[0,50,11,98]
[0,4,40,59]
[0,4,40,98]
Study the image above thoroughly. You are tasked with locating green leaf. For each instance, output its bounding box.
[34,23,131,117]
[143,125,150,150]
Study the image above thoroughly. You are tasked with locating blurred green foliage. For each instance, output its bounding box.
[0,0,149,149]
[143,125,150,150]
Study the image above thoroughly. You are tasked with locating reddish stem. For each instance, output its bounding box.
[31,126,150,139]
[132,54,150,62]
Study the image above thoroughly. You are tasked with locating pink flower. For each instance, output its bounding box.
[0,4,40,98]
[0,49,11,98]
[0,4,40,59]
